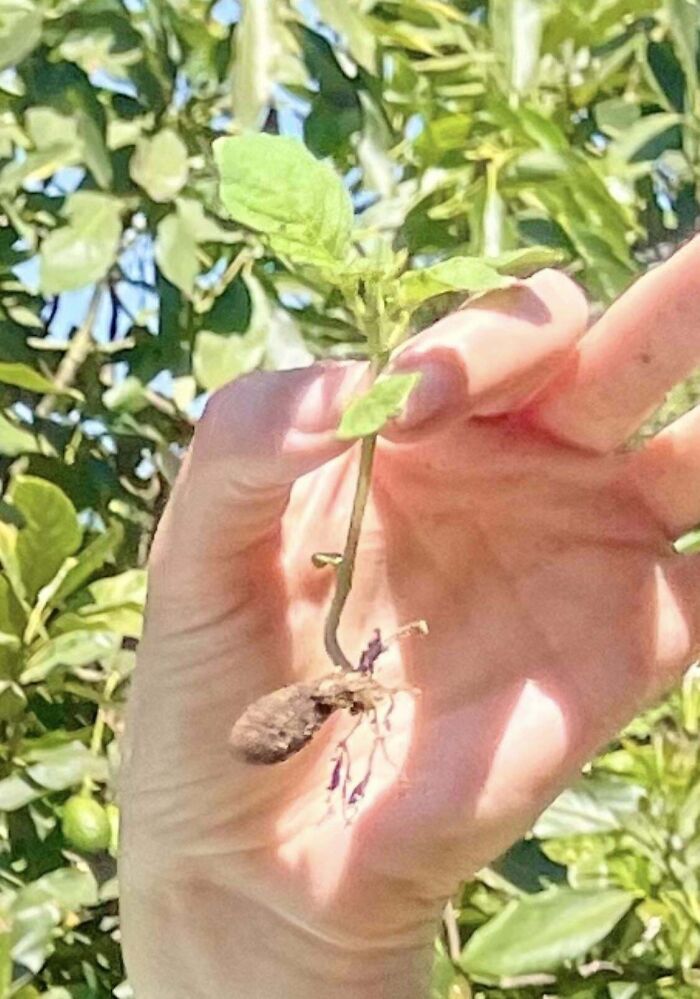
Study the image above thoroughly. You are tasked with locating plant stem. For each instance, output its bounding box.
[324,354,385,671]
[37,283,104,419]
[443,899,462,964]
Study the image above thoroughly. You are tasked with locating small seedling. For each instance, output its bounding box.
[216,135,559,795]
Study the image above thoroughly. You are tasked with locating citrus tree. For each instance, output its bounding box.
[0,0,698,996]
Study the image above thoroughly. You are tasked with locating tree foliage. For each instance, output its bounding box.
[0,0,698,995]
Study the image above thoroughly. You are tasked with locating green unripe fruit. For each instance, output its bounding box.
[62,795,111,853]
[106,802,120,854]
[14,986,41,999]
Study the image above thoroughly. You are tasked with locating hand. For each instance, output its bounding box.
[119,239,700,998]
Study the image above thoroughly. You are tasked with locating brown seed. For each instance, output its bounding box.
[229,672,388,765]
[229,682,335,764]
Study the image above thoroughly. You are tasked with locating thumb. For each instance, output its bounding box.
[151,362,367,571]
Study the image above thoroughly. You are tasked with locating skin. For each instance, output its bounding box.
[120,238,700,998]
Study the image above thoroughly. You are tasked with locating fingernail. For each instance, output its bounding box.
[387,357,466,433]
[294,361,368,434]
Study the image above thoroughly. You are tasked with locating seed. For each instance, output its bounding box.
[229,682,334,764]
[229,671,388,765]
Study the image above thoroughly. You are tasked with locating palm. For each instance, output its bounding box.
[258,409,676,926]
[121,247,700,976]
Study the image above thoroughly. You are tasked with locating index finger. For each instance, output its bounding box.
[529,236,700,452]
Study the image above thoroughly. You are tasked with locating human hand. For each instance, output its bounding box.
[120,239,700,998]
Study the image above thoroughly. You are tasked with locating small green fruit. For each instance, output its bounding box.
[62,795,111,853]
[106,802,120,854]
[14,986,41,999]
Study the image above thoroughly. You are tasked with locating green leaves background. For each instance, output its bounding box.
[0,0,698,996]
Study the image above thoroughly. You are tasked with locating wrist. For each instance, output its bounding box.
[226,896,435,999]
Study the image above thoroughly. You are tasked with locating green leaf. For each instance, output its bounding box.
[398,257,514,307]
[103,376,150,414]
[0,362,78,397]
[337,373,422,440]
[50,568,146,639]
[315,0,377,73]
[129,128,189,203]
[0,413,39,457]
[533,776,644,838]
[460,887,634,979]
[30,867,98,910]
[9,477,82,603]
[214,134,354,270]
[667,0,698,103]
[51,521,124,606]
[10,868,97,975]
[595,98,642,135]
[77,567,146,610]
[606,112,682,164]
[76,107,113,189]
[0,775,40,811]
[0,0,42,72]
[25,107,80,156]
[176,198,235,244]
[22,630,120,683]
[232,0,277,131]
[155,212,199,297]
[491,0,543,94]
[39,192,122,294]
[26,742,109,791]
[193,328,266,391]
[485,247,565,273]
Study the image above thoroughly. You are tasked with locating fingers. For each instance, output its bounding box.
[530,236,700,452]
[625,405,700,538]
[659,555,700,680]
[385,269,589,434]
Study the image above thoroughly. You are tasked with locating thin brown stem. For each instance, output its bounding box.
[323,355,385,671]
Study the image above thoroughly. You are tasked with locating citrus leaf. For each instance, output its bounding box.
[315,0,377,73]
[667,0,698,103]
[232,0,277,132]
[607,112,682,164]
[129,128,189,203]
[0,0,42,72]
[214,134,354,270]
[0,362,79,397]
[22,630,120,683]
[0,413,39,457]
[51,521,124,606]
[9,477,82,603]
[337,373,422,440]
[193,328,266,391]
[26,742,109,790]
[155,212,199,297]
[533,776,644,838]
[491,0,543,95]
[39,192,122,294]
[0,775,40,811]
[460,887,635,978]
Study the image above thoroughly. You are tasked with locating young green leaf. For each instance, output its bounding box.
[485,246,565,273]
[460,887,634,978]
[214,134,354,270]
[398,257,514,307]
[337,372,422,440]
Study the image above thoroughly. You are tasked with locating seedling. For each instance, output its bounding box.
[215,135,559,793]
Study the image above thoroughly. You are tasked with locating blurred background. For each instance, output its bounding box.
[0,1,699,996]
